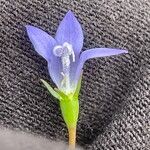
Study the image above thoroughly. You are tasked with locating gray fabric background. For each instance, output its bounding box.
[0,0,150,149]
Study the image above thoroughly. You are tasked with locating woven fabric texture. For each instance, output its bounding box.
[0,0,150,149]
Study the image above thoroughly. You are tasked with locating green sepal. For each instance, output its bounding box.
[60,96,79,128]
[40,79,61,100]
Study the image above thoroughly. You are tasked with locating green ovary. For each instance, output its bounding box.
[60,97,79,128]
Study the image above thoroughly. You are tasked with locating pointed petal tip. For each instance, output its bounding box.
[66,10,74,16]
[25,25,36,35]
[25,25,39,34]
[64,10,76,21]
[124,50,128,53]
[119,49,128,54]
[68,10,73,13]
[110,49,128,54]
[25,25,33,31]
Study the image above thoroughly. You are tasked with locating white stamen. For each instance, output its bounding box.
[53,42,75,93]
[72,50,75,62]
[61,72,65,77]
[63,42,75,62]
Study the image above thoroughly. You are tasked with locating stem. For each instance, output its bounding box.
[59,95,79,149]
[68,127,76,150]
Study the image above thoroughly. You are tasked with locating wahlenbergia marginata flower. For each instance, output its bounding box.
[26,10,127,149]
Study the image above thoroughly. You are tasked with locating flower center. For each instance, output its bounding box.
[53,42,75,92]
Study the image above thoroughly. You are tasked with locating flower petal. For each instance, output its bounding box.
[47,59,62,89]
[26,25,56,61]
[80,48,128,63]
[26,25,63,87]
[74,48,128,85]
[55,10,83,56]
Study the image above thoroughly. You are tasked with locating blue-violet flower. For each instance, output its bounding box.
[26,10,127,149]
